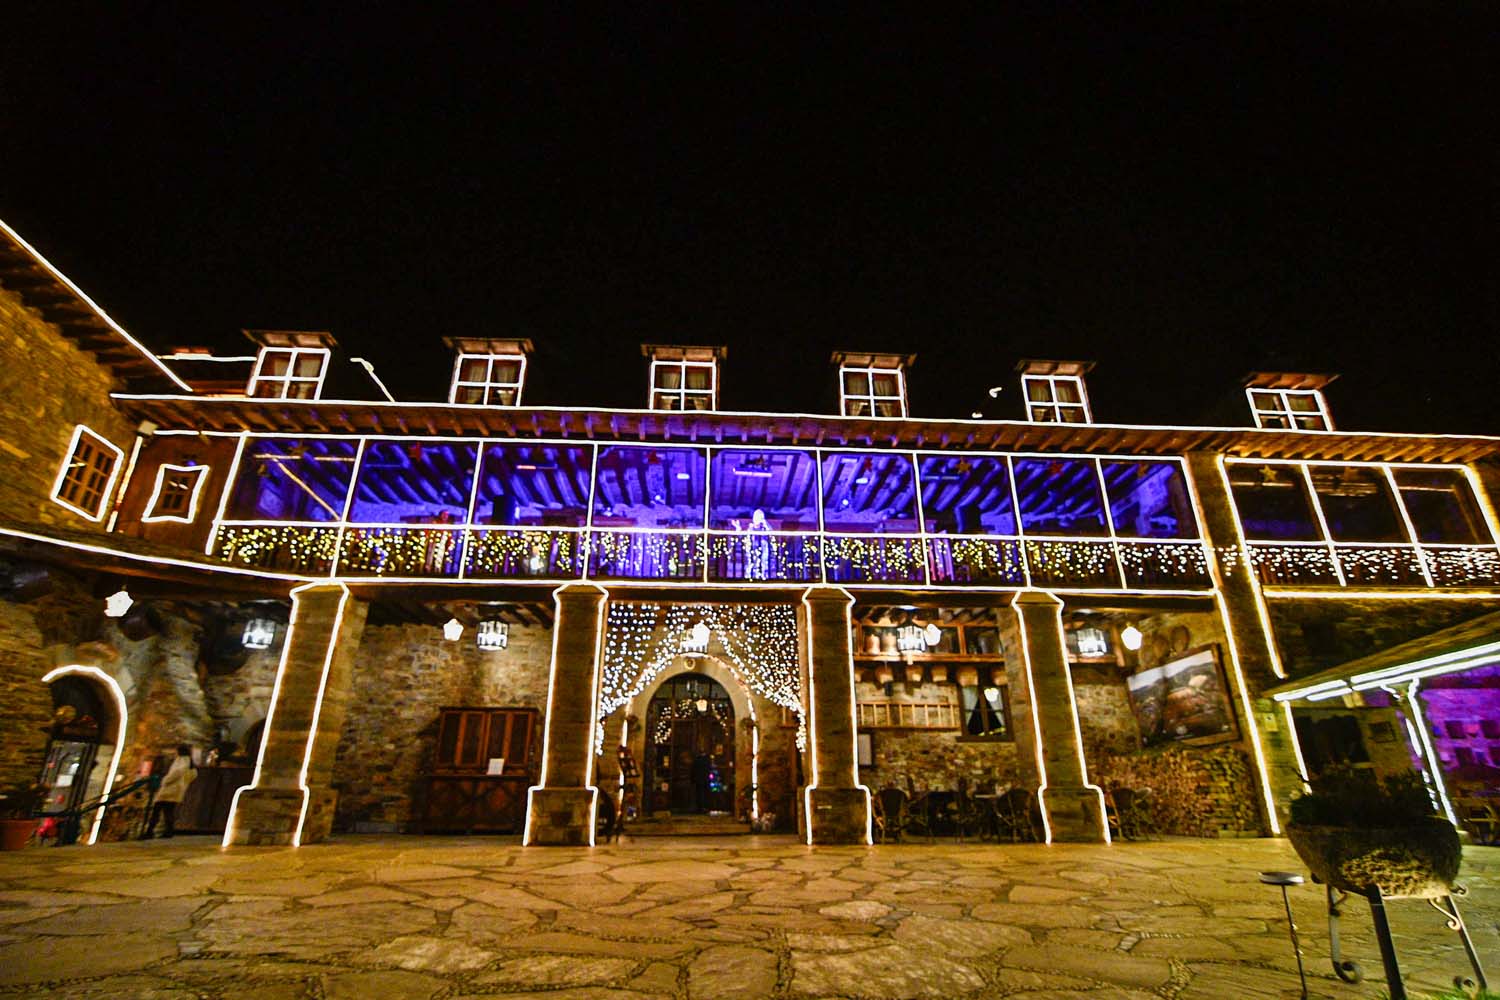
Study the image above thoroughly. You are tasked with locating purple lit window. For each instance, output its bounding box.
[225,437,357,522]
[1393,468,1491,545]
[1101,461,1197,539]
[820,452,918,533]
[592,446,707,528]
[1307,466,1406,543]
[1228,464,1321,541]
[1012,457,1107,536]
[709,449,818,530]
[346,441,477,524]
[473,443,593,527]
[918,455,1017,535]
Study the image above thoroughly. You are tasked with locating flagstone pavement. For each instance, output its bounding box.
[0,835,1493,999]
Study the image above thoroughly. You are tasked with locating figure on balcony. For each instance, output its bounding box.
[730,508,772,580]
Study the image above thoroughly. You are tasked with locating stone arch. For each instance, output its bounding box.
[40,665,128,845]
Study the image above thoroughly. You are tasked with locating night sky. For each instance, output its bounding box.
[2,7,1495,433]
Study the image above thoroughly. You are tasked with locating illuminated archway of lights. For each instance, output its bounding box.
[600,602,805,750]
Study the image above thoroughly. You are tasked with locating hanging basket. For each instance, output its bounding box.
[1286,818,1461,899]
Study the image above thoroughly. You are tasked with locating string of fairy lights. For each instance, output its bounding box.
[598,601,806,750]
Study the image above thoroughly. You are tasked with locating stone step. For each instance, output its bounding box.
[625,815,752,837]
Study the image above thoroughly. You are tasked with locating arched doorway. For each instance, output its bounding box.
[642,674,735,816]
[38,666,126,844]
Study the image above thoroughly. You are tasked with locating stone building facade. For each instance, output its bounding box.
[2,216,1498,852]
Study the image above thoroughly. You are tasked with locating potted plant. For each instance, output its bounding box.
[1287,768,1461,899]
[0,783,45,851]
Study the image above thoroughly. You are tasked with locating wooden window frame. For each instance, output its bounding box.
[1022,373,1091,424]
[50,425,124,522]
[450,353,528,406]
[248,347,330,400]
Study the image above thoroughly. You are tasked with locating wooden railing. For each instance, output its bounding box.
[856,701,961,730]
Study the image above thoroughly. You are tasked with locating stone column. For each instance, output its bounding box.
[225,583,368,846]
[800,586,871,844]
[524,583,608,846]
[1185,450,1305,831]
[1009,590,1107,842]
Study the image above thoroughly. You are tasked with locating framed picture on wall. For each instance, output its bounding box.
[1125,645,1238,747]
[856,732,874,767]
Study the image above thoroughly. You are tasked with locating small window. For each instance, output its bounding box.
[650,360,716,411]
[143,464,209,523]
[1248,389,1331,431]
[840,366,906,417]
[1022,374,1090,423]
[248,348,329,400]
[450,353,526,406]
[51,425,124,521]
[958,671,1011,740]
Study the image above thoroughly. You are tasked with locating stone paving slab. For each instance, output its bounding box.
[0,834,1492,998]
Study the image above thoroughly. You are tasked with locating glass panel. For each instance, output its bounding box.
[1307,465,1405,542]
[654,366,682,390]
[1055,379,1082,404]
[1294,414,1327,430]
[454,386,484,404]
[653,392,681,410]
[918,455,1016,535]
[458,357,488,382]
[870,372,900,398]
[1394,468,1489,544]
[873,399,901,417]
[1030,405,1055,422]
[1250,390,1280,412]
[846,399,871,417]
[347,440,478,524]
[1012,457,1108,536]
[491,360,521,384]
[965,626,1001,655]
[843,370,870,396]
[686,394,711,410]
[486,386,518,406]
[474,443,593,527]
[249,381,282,399]
[685,365,711,390]
[288,380,319,399]
[1101,460,1197,539]
[224,437,358,521]
[261,350,291,376]
[1059,406,1086,423]
[1260,413,1291,429]
[1287,393,1320,412]
[1227,464,1322,540]
[293,353,323,378]
[592,446,707,528]
[709,449,818,530]
[1025,378,1052,402]
[820,452,918,533]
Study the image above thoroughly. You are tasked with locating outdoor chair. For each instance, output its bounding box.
[874,787,910,843]
[905,790,937,842]
[1456,797,1500,846]
[951,778,983,843]
[992,787,1038,842]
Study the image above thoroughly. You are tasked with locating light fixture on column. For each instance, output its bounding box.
[242,617,278,650]
[1076,626,1109,657]
[681,621,710,655]
[1120,625,1144,651]
[103,588,133,618]
[476,619,509,651]
[442,617,464,642]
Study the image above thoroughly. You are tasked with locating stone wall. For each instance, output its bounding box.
[854,679,1022,792]
[0,285,136,530]
[329,621,552,830]
[1267,597,1495,679]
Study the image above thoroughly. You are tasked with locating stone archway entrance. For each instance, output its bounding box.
[642,673,735,815]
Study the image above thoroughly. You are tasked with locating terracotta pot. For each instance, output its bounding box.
[955,666,979,688]
[874,665,895,686]
[1286,819,1461,899]
[901,664,924,686]
[928,664,948,683]
[0,818,34,851]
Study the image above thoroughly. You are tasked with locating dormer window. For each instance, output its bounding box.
[1017,360,1094,424]
[832,352,913,417]
[248,347,328,399]
[446,338,533,406]
[1243,372,1337,431]
[643,345,724,411]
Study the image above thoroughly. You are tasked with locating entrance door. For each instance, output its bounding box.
[643,674,735,815]
[40,675,108,816]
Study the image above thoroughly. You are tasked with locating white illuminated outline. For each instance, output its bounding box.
[105,433,147,532]
[524,583,607,847]
[247,346,332,401]
[648,358,718,411]
[223,581,351,848]
[1209,455,1289,678]
[837,364,908,419]
[1403,680,1459,825]
[49,425,125,522]
[141,464,210,524]
[0,217,193,392]
[0,525,308,585]
[41,665,127,846]
[799,586,873,846]
[450,352,528,406]
[1021,373,1092,424]
[1245,387,1332,432]
[158,353,259,363]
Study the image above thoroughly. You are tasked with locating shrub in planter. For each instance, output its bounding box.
[1287,768,1460,898]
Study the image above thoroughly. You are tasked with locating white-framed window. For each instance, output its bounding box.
[650,359,716,411]
[143,464,209,523]
[248,347,329,400]
[839,366,906,417]
[1022,374,1091,423]
[1247,388,1332,431]
[50,425,124,522]
[450,353,526,406]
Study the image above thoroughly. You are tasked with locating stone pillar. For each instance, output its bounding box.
[524,583,607,846]
[800,586,871,844]
[1009,590,1107,843]
[1185,450,1306,831]
[225,583,368,846]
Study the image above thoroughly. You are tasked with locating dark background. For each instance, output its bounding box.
[1,6,1494,430]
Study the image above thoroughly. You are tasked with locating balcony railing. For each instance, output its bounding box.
[208,521,1239,591]
[1245,540,1500,589]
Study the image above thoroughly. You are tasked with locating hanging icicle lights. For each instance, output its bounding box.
[599,601,805,749]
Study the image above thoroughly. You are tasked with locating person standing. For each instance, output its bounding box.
[144,745,196,838]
